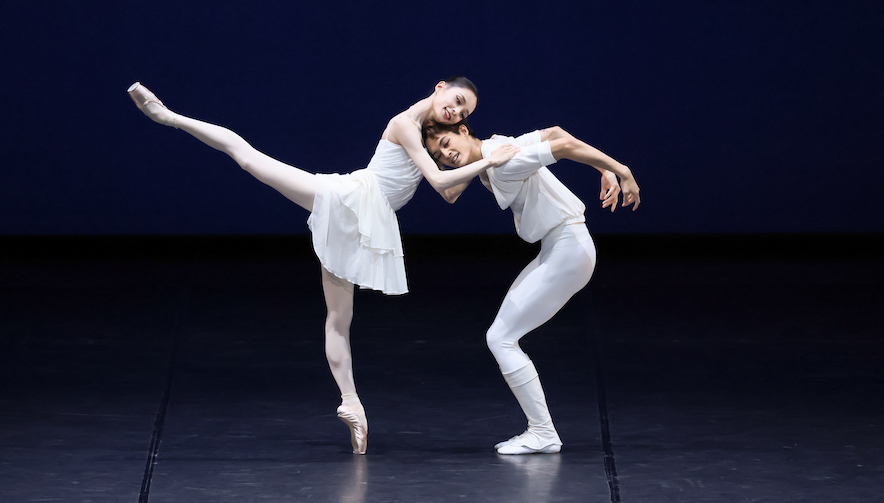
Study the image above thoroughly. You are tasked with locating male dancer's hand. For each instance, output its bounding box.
[600,171,621,212]
[619,171,641,210]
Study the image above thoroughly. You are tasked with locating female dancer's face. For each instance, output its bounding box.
[426,127,473,168]
[432,83,476,125]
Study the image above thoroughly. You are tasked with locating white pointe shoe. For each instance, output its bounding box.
[495,429,562,455]
[127,82,178,128]
[337,404,368,455]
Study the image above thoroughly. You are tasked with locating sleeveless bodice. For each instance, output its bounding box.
[363,139,423,211]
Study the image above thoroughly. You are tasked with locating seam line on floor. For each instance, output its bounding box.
[139,289,187,503]
[588,294,621,503]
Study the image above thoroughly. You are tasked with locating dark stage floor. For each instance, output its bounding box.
[1,235,882,502]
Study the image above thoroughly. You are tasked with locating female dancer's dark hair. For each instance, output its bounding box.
[443,76,478,97]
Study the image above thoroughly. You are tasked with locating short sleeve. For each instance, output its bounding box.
[512,130,543,147]
[492,140,557,182]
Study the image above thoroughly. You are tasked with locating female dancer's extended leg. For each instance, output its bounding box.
[128,83,318,211]
[129,83,366,454]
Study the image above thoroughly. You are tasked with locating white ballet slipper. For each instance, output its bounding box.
[495,429,562,455]
[497,363,562,454]
[337,404,368,455]
[494,433,522,450]
[127,82,178,128]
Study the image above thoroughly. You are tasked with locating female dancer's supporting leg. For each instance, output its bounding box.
[486,224,596,455]
[128,83,367,454]
[322,267,368,453]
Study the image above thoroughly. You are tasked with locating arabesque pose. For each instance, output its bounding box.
[127,78,518,454]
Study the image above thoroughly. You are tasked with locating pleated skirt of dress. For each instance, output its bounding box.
[307,169,408,295]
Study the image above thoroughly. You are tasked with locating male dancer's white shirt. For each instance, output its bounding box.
[480,131,586,243]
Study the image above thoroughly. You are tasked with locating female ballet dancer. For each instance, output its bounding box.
[127,78,519,454]
[422,120,640,454]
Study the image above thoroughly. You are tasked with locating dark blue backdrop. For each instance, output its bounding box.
[2,1,882,235]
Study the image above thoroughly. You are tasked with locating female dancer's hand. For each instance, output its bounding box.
[600,171,621,212]
[487,143,520,167]
[619,171,641,210]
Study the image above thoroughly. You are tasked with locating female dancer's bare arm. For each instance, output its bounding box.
[388,117,519,204]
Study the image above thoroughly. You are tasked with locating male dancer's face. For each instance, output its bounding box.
[425,130,472,169]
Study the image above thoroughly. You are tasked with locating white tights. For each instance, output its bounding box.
[172,113,319,211]
[152,103,360,408]
[486,223,596,375]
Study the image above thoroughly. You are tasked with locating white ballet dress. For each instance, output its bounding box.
[307,139,422,295]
